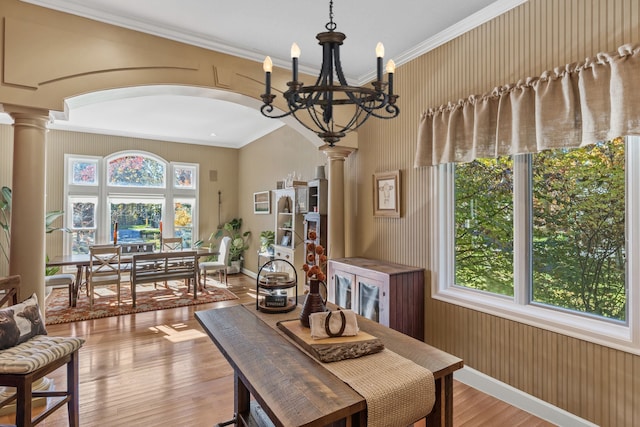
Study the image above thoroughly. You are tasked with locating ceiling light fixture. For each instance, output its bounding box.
[260,0,399,147]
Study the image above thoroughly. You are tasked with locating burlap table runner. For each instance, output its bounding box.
[326,348,435,427]
[250,305,435,426]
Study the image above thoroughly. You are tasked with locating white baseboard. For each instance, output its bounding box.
[454,367,598,427]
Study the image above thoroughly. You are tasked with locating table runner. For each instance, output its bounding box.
[249,305,435,427]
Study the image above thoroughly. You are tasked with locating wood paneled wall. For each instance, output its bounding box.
[354,0,640,425]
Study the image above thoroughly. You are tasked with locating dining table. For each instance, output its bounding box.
[46,246,217,306]
[196,302,464,426]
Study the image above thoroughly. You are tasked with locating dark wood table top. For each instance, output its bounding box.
[195,303,463,426]
[47,248,216,267]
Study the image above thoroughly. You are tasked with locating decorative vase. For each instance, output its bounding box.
[300,279,327,328]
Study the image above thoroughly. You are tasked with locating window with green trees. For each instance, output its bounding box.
[438,136,638,350]
[454,138,626,321]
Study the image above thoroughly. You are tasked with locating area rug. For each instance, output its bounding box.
[45,281,238,325]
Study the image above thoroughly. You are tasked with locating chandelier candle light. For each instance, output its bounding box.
[260,0,399,147]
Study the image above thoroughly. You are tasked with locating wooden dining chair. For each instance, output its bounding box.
[88,245,122,309]
[0,275,85,427]
[160,237,184,287]
[44,273,75,307]
[161,237,183,252]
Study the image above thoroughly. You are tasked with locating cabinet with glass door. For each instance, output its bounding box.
[327,257,425,340]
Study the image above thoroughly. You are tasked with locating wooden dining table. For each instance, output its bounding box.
[195,302,464,427]
[47,247,217,306]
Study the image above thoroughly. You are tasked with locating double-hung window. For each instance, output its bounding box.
[433,136,639,353]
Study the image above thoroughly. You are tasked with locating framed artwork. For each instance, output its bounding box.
[253,191,271,214]
[373,170,400,218]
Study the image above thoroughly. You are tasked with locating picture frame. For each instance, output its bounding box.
[280,233,291,247]
[373,170,401,218]
[253,191,271,214]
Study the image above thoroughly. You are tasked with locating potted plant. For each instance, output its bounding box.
[259,230,275,255]
[214,218,251,274]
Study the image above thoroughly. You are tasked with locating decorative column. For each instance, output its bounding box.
[8,106,49,305]
[321,146,355,259]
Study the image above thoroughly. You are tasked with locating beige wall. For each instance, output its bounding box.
[238,126,327,273]
[354,0,640,425]
[2,0,640,425]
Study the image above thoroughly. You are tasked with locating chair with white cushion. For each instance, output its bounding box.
[45,273,75,307]
[199,236,231,288]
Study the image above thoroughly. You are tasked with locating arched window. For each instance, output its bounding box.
[65,151,198,254]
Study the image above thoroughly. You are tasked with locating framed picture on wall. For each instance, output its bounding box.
[373,170,400,218]
[253,191,271,214]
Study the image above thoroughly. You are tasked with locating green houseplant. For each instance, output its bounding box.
[259,230,275,254]
[214,218,251,273]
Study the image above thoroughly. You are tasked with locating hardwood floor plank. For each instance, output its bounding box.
[0,275,554,426]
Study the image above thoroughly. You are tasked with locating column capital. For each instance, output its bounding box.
[320,145,356,161]
[1,104,49,130]
[2,103,49,118]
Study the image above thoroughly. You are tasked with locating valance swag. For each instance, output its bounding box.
[415,44,640,167]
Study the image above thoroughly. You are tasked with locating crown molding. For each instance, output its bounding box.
[24,0,528,86]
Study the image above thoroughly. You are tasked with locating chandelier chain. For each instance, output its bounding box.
[326,0,336,31]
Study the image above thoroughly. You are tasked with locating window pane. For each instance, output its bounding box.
[71,230,95,255]
[69,198,97,254]
[70,159,98,185]
[174,165,196,189]
[455,157,514,296]
[174,199,194,248]
[110,200,162,246]
[532,138,626,321]
[71,200,96,229]
[107,155,165,188]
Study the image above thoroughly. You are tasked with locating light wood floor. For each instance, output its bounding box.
[1,274,555,426]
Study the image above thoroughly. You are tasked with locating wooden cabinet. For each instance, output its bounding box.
[327,257,425,340]
[303,212,327,258]
[307,179,327,215]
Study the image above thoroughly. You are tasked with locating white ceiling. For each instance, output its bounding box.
[4,0,526,148]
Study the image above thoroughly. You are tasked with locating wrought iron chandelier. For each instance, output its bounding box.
[260,0,399,147]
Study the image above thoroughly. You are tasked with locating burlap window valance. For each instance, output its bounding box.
[414,44,640,167]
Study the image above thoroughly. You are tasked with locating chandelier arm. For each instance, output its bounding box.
[260,104,297,120]
[333,45,387,110]
[331,43,351,88]
[367,103,400,120]
[323,42,336,126]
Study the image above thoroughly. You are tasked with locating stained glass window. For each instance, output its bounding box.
[70,158,98,185]
[107,155,165,188]
[174,165,196,189]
